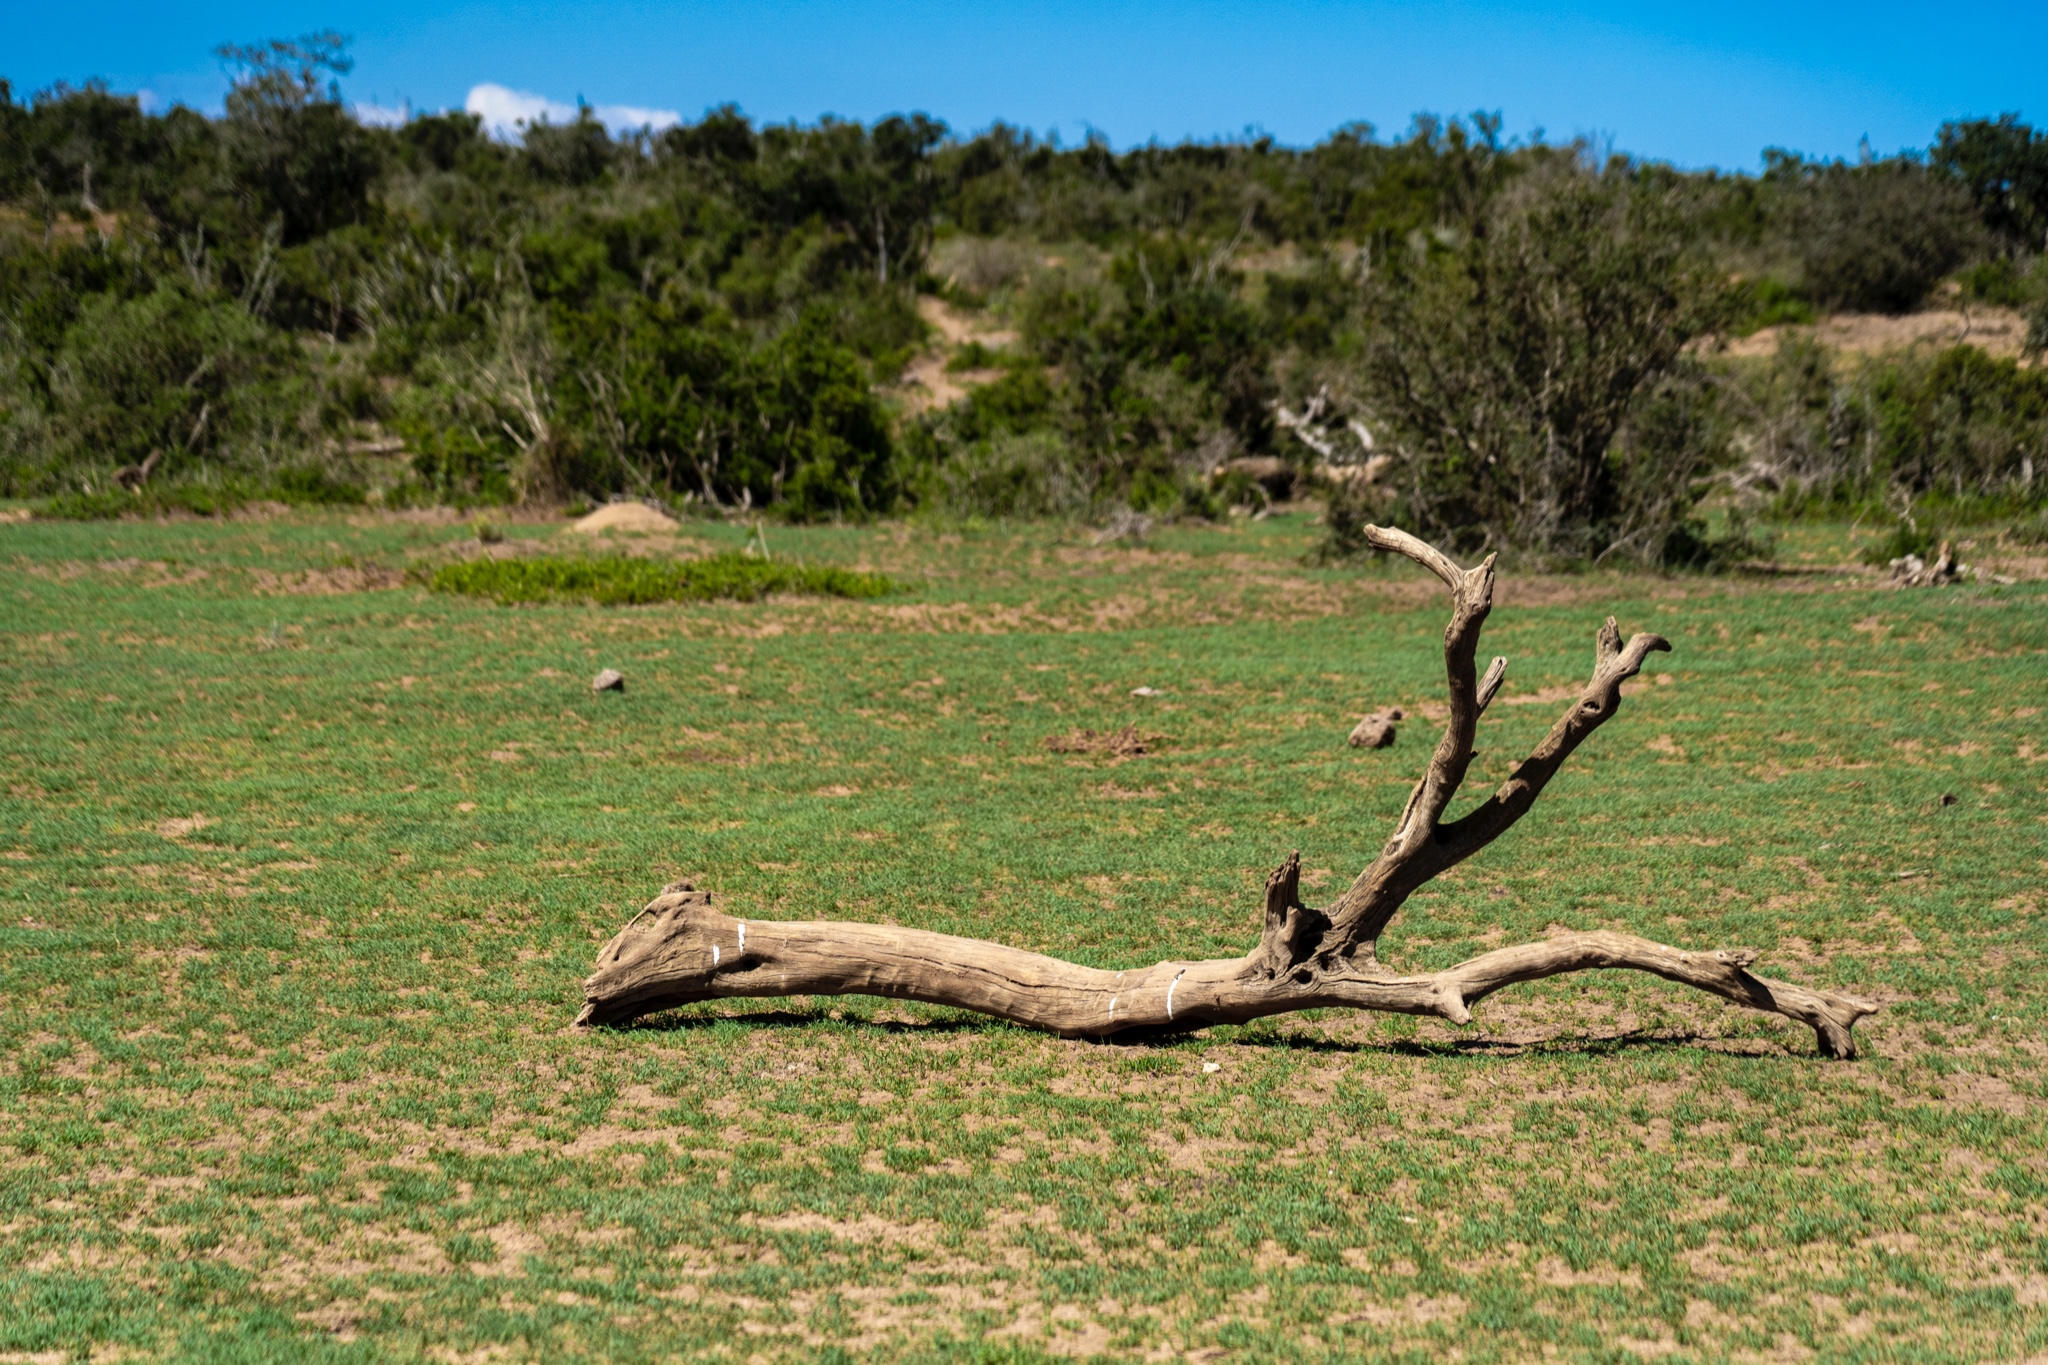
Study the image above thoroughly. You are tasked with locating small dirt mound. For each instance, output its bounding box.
[570,503,679,535]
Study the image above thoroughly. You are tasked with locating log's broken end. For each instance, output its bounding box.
[1810,993,1882,1061]
[579,886,727,1027]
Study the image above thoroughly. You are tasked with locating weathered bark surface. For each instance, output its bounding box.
[579,527,1879,1058]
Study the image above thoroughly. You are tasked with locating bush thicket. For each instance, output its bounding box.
[2,40,2045,560]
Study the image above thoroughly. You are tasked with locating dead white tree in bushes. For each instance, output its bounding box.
[579,528,1878,1058]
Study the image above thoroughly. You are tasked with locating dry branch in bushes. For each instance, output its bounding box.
[578,526,1878,1058]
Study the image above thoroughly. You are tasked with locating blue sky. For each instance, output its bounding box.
[7,1,2044,170]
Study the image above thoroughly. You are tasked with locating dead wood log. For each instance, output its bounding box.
[579,526,1879,1057]
[1886,541,1965,587]
[114,448,162,490]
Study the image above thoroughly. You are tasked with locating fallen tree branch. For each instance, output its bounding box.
[579,528,1879,1058]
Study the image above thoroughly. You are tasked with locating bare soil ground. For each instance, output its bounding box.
[1722,305,2036,363]
[894,296,1021,413]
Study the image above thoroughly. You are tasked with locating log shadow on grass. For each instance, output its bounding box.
[1081,1024,1802,1058]
[610,1005,1804,1061]
[1365,1031,1791,1060]
[613,1004,998,1036]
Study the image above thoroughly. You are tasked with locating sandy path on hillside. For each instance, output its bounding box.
[896,297,1020,412]
[1722,306,2034,362]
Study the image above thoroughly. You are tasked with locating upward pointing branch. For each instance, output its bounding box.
[1322,528,1669,952]
[1439,617,1671,860]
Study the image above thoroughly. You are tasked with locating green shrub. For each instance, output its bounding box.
[1934,114,2048,254]
[37,481,255,520]
[924,429,1090,520]
[1871,346,2048,502]
[1734,341,2048,516]
[34,488,170,520]
[555,304,901,519]
[33,465,363,519]
[1343,165,1727,560]
[1310,477,1383,564]
[387,385,519,507]
[1956,258,2031,307]
[946,340,1007,372]
[17,282,308,485]
[1776,157,1982,313]
[271,465,365,505]
[427,553,893,605]
[1731,277,1817,333]
[1658,507,1778,570]
[2008,507,2048,545]
[1861,518,1943,566]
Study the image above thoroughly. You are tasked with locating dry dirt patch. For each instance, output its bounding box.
[1722,307,2034,362]
[897,296,1019,412]
[1045,726,1160,758]
[248,565,408,595]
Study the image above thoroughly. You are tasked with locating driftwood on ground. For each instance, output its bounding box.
[578,527,1878,1058]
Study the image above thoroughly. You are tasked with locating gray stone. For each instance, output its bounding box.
[1348,715,1396,749]
[592,669,625,693]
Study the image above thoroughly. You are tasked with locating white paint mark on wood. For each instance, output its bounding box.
[1165,968,1188,1021]
[712,943,721,966]
[737,922,746,953]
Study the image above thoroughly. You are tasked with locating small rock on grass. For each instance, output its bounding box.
[1348,707,1403,749]
[592,669,625,693]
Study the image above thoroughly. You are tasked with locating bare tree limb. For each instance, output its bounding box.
[577,528,1878,1058]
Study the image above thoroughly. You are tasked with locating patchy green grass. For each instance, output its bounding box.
[33,469,370,522]
[429,552,893,606]
[2,508,2045,1363]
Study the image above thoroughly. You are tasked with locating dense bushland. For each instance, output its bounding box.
[3,35,2047,560]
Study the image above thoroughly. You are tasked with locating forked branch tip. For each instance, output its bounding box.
[1477,656,1508,713]
[1361,524,1465,590]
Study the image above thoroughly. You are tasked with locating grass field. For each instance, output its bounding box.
[2,508,2045,1363]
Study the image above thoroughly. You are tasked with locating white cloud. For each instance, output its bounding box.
[464,83,680,139]
[599,104,683,133]
[353,101,411,129]
[466,83,574,135]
